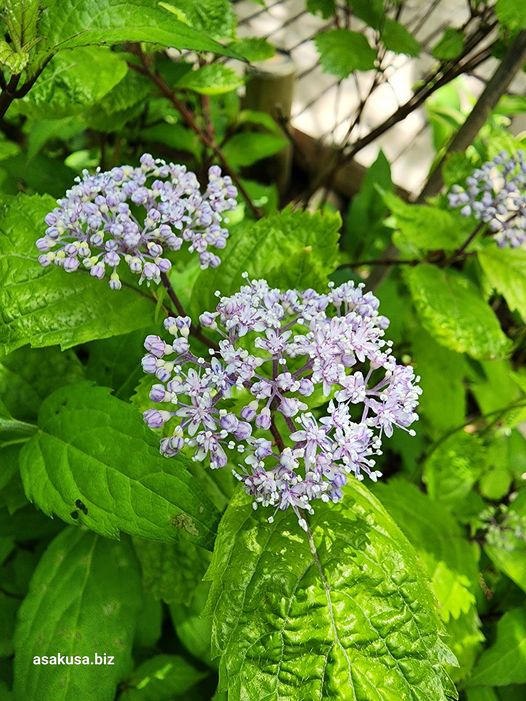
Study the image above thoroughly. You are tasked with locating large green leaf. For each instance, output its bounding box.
[13,48,128,119]
[38,0,238,55]
[190,207,340,314]
[315,29,376,78]
[14,528,142,701]
[222,132,288,167]
[0,194,157,357]
[19,384,219,547]
[495,0,526,30]
[205,485,457,700]
[469,608,526,687]
[478,247,526,321]
[404,264,510,360]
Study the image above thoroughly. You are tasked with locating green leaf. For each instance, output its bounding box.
[384,193,471,252]
[161,0,236,39]
[228,37,275,62]
[315,29,376,79]
[495,0,526,30]
[470,608,526,687]
[14,528,142,701]
[19,383,219,547]
[177,65,244,95]
[119,655,206,701]
[404,264,510,360]
[431,29,464,60]
[411,329,466,433]
[347,0,383,28]
[38,0,239,56]
[307,0,336,19]
[190,207,340,314]
[170,580,215,667]
[381,19,421,56]
[133,537,210,605]
[484,492,526,594]
[344,150,393,255]
[0,591,18,658]
[0,0,39,52]
[424,433,487,510]
[206,485,457,700]
[84,71,152,132]
[13,48,128,119]
[0,346,84,421]
[222,132,288,167]
[0,401,36,435]
[479,247,526,321]
[0,194,157,357]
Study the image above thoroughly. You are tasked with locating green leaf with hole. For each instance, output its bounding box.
[14,527,142,701]
[404,264,510,360]
[205,485,457,700]
[315,29,376,78]
[19,383,219,547]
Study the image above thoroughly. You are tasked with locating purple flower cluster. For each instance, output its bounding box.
[36,154,237,288]
[142,276,421,528]
[448,151,526,248]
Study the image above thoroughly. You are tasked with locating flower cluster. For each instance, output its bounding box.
[142,276,421,528]
[448,151,526,248]
[36,154,237,288]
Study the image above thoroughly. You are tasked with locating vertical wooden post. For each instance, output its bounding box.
[242,52,296,196]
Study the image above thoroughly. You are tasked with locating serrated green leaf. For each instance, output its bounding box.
[14,528,142,701]
[19,384,219,547]
[478,247,526,321]
[14,48,128,119]
[470,608,526,687]
[177,64,244,95]
[190,207,340,314]
[84,71,151,132]
[424,433,487,510]
[384,193,471,252]
[347,0,383,28]
[307,0,336,19]
[206,484,457,700]
[119,654,206,701]
[0,194,157,357]
[404,264,510,360]
[381,19,421,56]
[431,29,464,60]
[162,0,236,39]
[38,0,239,56]
[315,29,376,79]
[222,131,287,167]
[0,0,39,52]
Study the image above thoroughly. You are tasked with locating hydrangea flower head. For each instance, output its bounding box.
[142,276,421,529]
[448,150,526,248]
[36,154,237,288]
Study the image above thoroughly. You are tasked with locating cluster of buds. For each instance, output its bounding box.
[449,151,526,248]
[36,154,237,288]
[142,276,421,528]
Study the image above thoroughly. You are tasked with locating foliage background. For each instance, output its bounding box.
[1,1,526,700]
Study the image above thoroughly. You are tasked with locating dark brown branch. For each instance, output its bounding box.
[270,417,285,452]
